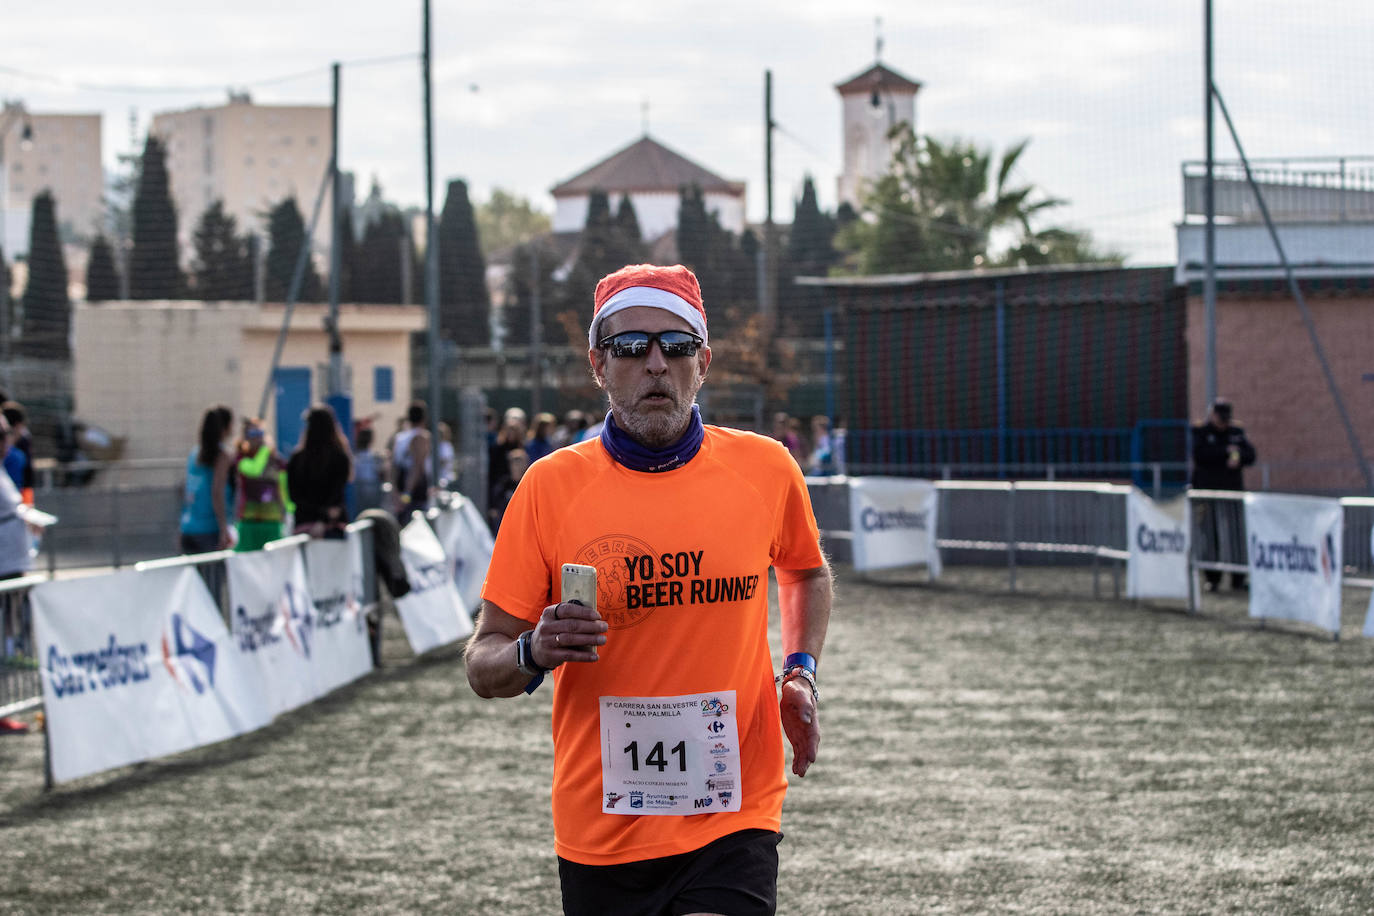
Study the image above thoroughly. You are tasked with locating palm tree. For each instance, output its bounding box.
[911,133,1063,271]
[841,125,1112,274]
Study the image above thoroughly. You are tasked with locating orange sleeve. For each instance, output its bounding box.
[770,449,824,570]
[479,471,555,624]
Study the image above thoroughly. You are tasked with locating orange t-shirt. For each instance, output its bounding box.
[480,426,824,865]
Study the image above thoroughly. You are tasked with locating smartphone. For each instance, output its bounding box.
[561,563,598,613]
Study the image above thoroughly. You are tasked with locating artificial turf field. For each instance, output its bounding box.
[2,565,1372,914]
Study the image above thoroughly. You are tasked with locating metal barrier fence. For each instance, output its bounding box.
[0,519,380,733]
[808,478,1374,614]
[1,574,47,719]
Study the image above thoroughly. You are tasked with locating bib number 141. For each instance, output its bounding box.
[624,739,686,773]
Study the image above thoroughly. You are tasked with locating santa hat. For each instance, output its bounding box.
[589,264,708,348]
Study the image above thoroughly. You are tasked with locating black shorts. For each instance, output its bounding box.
[558,828,781,916]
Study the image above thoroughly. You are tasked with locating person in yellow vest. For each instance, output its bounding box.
[235,418,291,552]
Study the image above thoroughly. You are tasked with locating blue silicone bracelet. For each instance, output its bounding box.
[784,652,816,674]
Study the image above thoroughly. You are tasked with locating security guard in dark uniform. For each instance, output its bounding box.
[1191,398,1257,590]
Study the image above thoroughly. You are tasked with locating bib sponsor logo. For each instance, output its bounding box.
[701,696,729,717]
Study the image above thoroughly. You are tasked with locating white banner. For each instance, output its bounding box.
[432,497,495,616]
[302,536,374,695]
[32,567,270,784]
[227,548,319,716]
[1364,525,1374,639]
[395,515,474,654]
[1245,493,1343,635]
[1126,488,1190,600]
[848,477,941,575]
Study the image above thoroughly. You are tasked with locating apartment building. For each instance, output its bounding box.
[151,93,332,263]
[0,103,103,257]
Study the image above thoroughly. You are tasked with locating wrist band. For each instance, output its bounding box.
[776,666,819,705]
[523,671,545,695]
[784,652,816,675]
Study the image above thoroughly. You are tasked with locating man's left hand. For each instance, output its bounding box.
[779,679,819,777]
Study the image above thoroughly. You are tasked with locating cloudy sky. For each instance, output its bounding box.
[6,0,1371,264]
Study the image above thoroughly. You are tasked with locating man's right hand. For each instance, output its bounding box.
[529,600,607,670]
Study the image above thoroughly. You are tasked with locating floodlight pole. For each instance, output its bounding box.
[530,243,542,419]
[762,70,776,334]
[327,62,344,399]
[422,0,442,491]
[1203,0,1217,408]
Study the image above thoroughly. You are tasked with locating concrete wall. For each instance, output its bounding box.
[74,301,254,461]
[73,301,425,463]
[1186,289,1374,493]
[239,303,426,444]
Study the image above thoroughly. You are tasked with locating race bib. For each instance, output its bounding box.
[600,691,741,816]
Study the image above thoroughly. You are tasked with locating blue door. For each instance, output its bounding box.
[274,367,312,452]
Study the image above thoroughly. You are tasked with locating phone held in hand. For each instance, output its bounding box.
[561,563,598,613]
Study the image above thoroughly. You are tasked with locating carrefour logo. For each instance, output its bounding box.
[408,560,449,594]
[47,634,152,700]
[1136,524,1186,554]
[235,581,314,657]
[1250,533,1330,580]
[860,507,928,532]
[162,613,217,695]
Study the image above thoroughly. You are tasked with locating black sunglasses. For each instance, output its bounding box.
[597,330,703,359]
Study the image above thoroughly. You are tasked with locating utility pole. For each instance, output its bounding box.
[422,0,442,490]
[530,244,542,419]
[1203,0,1217,408]
[762,70,776,334]
[326,62,344,399]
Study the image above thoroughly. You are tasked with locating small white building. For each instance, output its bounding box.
[834,62,921,210]
[73,300,426,462]
[550,135,746,240]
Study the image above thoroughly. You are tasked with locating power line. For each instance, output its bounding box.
[0,52,418,97]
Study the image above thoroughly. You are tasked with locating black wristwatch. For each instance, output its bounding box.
[515,629,548,679]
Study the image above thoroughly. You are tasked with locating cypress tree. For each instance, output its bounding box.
[502,240,560,349]
[336,206,357,303]
[128,134,182,299]
[264,197,322,303]
[353,207,409,305]
[20,191,70,356]
[0,245,10,341]
[576,189,620,281]
[190,201,254,301]
[786,176,836,276]
[555,188,620,318]
[86,235,121,302]
[613,195,647,266]
[437,178,491,346]
[676,184,710,274]
[783,175,836,337]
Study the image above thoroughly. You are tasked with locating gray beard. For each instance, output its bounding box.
[607,396,695,450]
